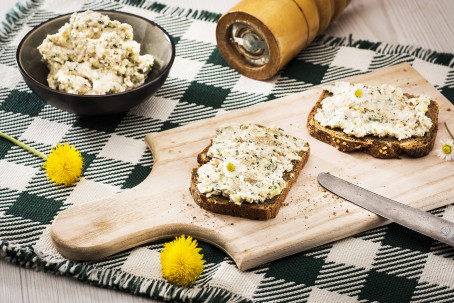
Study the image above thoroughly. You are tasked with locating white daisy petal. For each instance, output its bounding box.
[223,158,242,176]
[437,138,454,161]
[352,83,369,103]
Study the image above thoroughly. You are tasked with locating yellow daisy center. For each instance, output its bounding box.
[226,162,236,172]
[442,144,452,155]
[355,89,363,98]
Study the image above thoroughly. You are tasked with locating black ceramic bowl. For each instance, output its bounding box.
[16,10,175,115]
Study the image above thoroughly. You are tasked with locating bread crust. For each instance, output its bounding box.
[307,90,439,159]
[190,129,310,220]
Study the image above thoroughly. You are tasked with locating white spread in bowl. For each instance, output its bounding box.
[38,10,154,95]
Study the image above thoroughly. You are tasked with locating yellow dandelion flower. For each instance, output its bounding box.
[43,143,84,185]
[1,132,83,185]
[160,235,205,286]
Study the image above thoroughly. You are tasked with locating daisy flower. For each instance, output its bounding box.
[223,158,242,177]
[437,138,454,161]
[352,83,369,103]
[160,235,205,286]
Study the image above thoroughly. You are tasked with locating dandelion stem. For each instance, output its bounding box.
[0,132,47,160]
[445,122,454,139]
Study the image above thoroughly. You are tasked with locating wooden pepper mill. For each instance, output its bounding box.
[216,0,351,80]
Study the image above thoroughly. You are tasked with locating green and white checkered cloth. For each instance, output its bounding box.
[1,0,454,302]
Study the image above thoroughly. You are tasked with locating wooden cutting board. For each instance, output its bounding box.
[51,63,454,271]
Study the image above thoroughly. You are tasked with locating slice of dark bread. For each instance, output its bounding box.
[307,90,439,159]
[189,126,310,220]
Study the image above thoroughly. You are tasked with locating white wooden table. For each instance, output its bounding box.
[1,0,453,302]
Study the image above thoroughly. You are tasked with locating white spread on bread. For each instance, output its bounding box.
[314,82,433,140]
[38,10,154,95]
[196,124,309,205]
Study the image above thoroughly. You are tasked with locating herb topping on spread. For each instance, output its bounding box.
[38,10,154,95]
[197,124,309,204]
[314,82,433,140]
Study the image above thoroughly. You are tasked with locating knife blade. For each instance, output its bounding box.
[317,172,454,247]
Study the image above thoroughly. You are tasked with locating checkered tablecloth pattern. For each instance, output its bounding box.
[1,0,454,302]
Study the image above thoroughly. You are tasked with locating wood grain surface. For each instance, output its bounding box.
[51,63,454,271]
[2,0,454,302]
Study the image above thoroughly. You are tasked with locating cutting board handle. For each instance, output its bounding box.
[50,170,234,261]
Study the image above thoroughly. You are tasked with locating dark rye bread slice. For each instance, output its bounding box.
[307,90,439,159]
[189,135,310,221]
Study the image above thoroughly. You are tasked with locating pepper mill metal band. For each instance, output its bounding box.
[216,0,351,80]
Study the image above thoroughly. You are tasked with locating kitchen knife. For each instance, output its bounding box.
[317,172,454,247]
